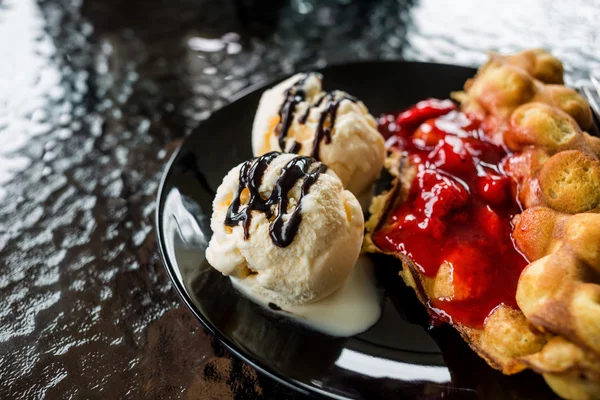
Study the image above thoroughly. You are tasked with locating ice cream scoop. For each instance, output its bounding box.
[251,73,385,197]
[206,152,364,306]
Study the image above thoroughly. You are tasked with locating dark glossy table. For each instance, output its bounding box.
[1,0,599,398]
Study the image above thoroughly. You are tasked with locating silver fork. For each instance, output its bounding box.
[579,72,600,135]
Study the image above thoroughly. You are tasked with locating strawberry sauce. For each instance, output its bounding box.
[374,99,528,329]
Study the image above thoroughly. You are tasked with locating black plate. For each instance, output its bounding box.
[155,61,559,399]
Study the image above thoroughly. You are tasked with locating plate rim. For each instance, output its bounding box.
[155,59,478,399]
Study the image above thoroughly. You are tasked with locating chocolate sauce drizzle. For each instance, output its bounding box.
[274,73,358,161]
[224,152,327,248]
[310,91,358,161]
[298,93,325,124]
[276,74,309,153]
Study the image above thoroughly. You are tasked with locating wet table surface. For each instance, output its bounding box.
[1,0,599,398]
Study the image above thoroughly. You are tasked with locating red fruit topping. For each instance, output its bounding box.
[475,174,509,205]
[377,114,397,139]
[375,101,528,329]
[443,244,491,300]
[413,170,469,220]
[429,136,475,176]
[395,99,457,128]
[413,120,444,147]
[435,110,481,136]
[473,204,504,240]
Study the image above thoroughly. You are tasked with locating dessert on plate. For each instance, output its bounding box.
[206,151,380,336]
[251,72,386,199]
[207,76,390,336]
[364,49,600,400]
[203,47,598,399]
[206,151,364,306]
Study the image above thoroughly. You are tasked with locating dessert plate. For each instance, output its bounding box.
[156,61,558,399]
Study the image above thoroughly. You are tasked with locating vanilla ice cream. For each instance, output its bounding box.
[251,73,385,197]
[206,152,364,306]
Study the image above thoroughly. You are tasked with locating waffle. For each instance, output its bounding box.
[513,206,600,398]
[454,49,593,131]
[365,49,600,399]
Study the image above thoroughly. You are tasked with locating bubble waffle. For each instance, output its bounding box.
[365,49,600,399]
[454,49,593,132]
[514,207,600,398]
